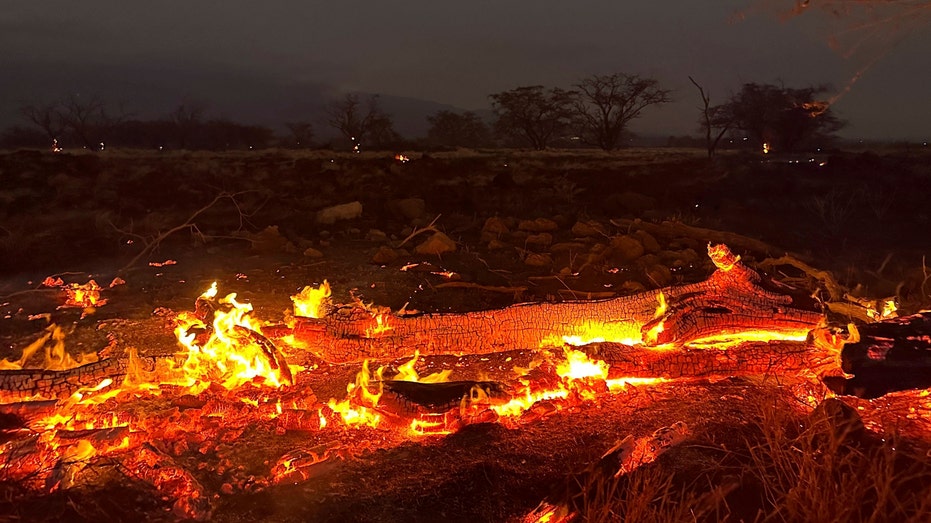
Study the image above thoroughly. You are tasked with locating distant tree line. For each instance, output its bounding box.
[1,74,845,154]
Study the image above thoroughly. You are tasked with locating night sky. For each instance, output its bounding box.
[2,1,929,140]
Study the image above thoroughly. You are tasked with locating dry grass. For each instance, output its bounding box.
[574,393,931,523]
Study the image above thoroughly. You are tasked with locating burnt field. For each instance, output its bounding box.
[2,148,931,522]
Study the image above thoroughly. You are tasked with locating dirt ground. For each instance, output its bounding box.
[2,147,931,521]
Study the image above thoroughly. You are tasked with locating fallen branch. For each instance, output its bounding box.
[115,192,247,276]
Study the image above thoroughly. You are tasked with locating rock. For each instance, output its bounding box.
[481,216,510,242]
[524,253,552,267]
[316,201,362,224]
[807,398,865,442]
[482,216,510,235]
[633,230,661,253]
[240,226,292,253]
[550,242,588,253]
[644,264,672,287]
[388,198,426,221]
[620,280,647,293]
[414,232,457,256]
[571,220,606,237]
[366,229,388,243]
[525,232,553,247]
[487,239,511,251]
[303,247,324,259]
[609,235,645,263]
[372,246,399,264]
[518,217,558,232]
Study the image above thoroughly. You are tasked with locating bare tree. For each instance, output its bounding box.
[572,74,671,151]
[20,102,65,146]
[425,110,491,148]
[284,121,314,148]
[324,93,396,151]
[490,85,576,150]
[58,94,128,150]
[719,83,844,153]
[688,76,731,158]
[169,102,205,149]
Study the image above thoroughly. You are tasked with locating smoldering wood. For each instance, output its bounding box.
[272,247,823,363]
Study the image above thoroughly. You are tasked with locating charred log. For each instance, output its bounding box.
[829,312,931,398]
[381,379,507,413]
[272,245,823,363]
[580,339,834,380]
[0,356,158,401]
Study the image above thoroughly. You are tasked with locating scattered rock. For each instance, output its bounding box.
[609,235,645,263]
[808,398,865,442]
[366,229,388,243]
[240,226,293,253]
[550,242,588,253]
[414,232,457,256]
[525,232,553,247]
[620,280,647,293]
[524,253,552,267]
[487,239,511,251]
[372,246,400,264]
[303,247,324,259]
[481,216,510,242]
[518,217,558,232]
[633,230,661,253]
[571,220,606,237]
[316,201,362,224]
[644,264,672,287]
[482,216,510,235]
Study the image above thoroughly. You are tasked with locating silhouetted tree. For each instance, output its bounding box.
[425,110,491,148]
[325,94,396,151]
[284,122,314,148]
[58,94,129,150]
[169,103,206,149]
[572,73,671,151]
[688,76,731,158]
[716,83,844,153]
[490,85,576,150]
[20,102,65,146]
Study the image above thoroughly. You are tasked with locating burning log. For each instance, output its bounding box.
[381,379,507,414]
[0,356,157,401]
[273,245,823,363]
[826,312,931,398]
[579,339,835,380]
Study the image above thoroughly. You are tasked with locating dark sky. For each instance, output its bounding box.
[2,1,929,140]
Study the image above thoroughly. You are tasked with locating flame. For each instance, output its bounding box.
[171,283,291,393]
[325,360,383,428]
[291,281,331,319]
[762,142,771,154]
[556,348,608,381]
[394,154,410,163]
[365,312,394,337]
[708,243,740,272]
[0,325,97,373]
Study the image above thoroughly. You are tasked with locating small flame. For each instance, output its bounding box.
[291,281,331,319]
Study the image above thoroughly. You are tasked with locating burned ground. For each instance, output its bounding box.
[2,148,931,522]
